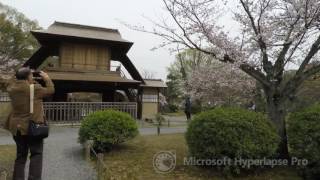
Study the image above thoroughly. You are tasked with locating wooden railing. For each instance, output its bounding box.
[43,102,137,123]
[0,92,10,102]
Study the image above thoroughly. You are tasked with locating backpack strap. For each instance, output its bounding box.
[30,84,34,114]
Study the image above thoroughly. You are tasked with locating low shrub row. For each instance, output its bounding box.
[78,105,319,179]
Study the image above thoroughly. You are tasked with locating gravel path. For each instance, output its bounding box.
[41,127,97,180]
[0,124,186,180]
[0,127,97,180]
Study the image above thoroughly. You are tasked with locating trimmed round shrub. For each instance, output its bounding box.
[79,110,139,152]
[288,104,320,179]
[185,107,280,173]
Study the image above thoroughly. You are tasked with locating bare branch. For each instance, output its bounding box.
[296,34,320,75]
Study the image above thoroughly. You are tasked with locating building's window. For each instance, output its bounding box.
[142,94,158,103]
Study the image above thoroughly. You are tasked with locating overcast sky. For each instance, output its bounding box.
[1,0,174,80]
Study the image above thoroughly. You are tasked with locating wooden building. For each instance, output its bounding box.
[141,79,167,119]
[23,21,167,119]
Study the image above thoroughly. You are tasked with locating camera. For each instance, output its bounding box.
[32,71,42,79]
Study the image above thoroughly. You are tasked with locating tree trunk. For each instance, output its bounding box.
[265,91,290,159]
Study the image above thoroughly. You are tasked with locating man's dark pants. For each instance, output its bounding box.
[185,111,191,121]
[13,131,43,180]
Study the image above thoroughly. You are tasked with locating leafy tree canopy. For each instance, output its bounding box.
[0,2,41,72]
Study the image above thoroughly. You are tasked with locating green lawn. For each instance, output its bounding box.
[101,134,301,180]
[0,145,15,179]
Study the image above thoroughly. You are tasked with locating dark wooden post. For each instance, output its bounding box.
[137,87,143,119]
[85,140,93,161]
[97,153,105,180]
[157,88,160,113]
[157,125,160,136]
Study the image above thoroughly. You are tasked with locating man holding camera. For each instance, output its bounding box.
[5,67,54,180]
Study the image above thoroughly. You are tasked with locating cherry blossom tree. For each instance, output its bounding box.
[167,49,255,108]
[187,62,255,107]
[166,49,214,105]
[129,0,320,158]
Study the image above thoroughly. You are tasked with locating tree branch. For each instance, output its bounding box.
[273,15,301,78]
[296,34,320,75]
[239,0,271,75]
[240,63,270,87]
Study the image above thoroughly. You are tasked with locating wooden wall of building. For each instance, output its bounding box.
[142,88,159,119]
[60,42,111,71]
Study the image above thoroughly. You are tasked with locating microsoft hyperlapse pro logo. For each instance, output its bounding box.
[183,157,308,168]
[153,151,176,173]
[152,151,309,174]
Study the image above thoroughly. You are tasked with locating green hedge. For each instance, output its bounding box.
[79,110,139,152]
[185,107,280,173]
[288,104,320,179]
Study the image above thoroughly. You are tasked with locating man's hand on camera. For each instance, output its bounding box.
[39,71,50,80]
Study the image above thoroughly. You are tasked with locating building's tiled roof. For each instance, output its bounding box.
[141,79,167,88]
[32,21,132,44]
